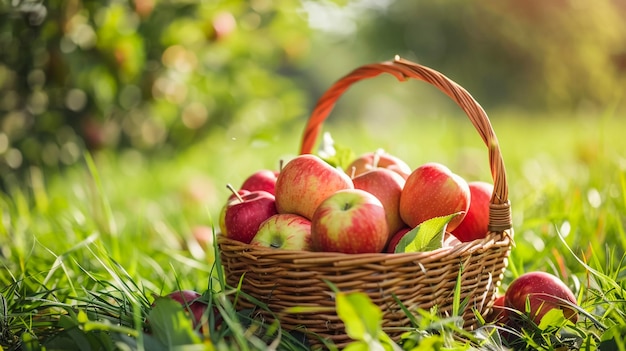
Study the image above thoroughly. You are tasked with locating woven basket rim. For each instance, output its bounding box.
[217,229,512,260]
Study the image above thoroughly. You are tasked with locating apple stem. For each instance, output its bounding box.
[226,183,244,203]
[279,159,284,172]
[350,166,356,179]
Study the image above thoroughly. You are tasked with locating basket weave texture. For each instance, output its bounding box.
[218,56,513,347]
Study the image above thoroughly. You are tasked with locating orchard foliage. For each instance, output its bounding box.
[0,0,310,180]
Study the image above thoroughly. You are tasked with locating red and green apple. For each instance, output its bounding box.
[346,149,412,179]
[399,162,470,231]
[353,168,407,240]
[250,213,312,250]
[311,189,388,254]
[505,271,578,326]
[240,169,279,195]
[275,154,353,220]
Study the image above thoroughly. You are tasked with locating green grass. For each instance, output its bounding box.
[1,111,626,350]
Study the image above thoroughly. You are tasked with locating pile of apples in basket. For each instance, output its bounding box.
[219,149,491,254]
[217,147,581,334]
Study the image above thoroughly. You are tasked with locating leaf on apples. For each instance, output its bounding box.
[317,132,355,170]
[394,212,463,253]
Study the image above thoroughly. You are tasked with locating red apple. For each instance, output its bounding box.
[505,271,578,326]
[240,169,279,195]
[219,189,251,235]
[275,154,353,220]
[223,190,278,244]
[385,227,411,253]
[486,295,508,324]
[250,213,312,250]
[164,290,222,331]
[311,189,388,254]
[399,162,470,231]
[451,181,494,242]
[346,149,412,179]
[166,290,204,325]
[353,168,407,239]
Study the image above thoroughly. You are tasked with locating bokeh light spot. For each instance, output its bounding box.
[182,102,208,129]
[587,188,602,208]
[65,89,88,112]
[5,148,23,169]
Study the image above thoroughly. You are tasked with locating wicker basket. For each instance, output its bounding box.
[217,56,513,348]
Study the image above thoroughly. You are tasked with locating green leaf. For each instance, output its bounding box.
[48,315,93,351]
[413,334,445,349]
[600,325,626,351]
[113,333,169,351]
[336,292,383,342]
[395,213,463,253]
[77,309,89,324]
[537,308,567,330]
[343,340,371,351]
[452,267,462,317]
[21,332,42,351]
[317,132,356,170]
[147,297,201,347]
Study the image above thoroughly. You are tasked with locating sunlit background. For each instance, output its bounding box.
[1,0,625,186]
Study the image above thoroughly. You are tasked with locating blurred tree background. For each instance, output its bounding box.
[1,0,625,185]
[0,0,312,185]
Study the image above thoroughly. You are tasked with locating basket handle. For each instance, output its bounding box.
[299,56,512,233]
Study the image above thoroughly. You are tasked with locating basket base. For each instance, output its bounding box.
[233,294,485,349]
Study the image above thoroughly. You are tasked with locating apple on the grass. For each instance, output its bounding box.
[353,168,407,239]
[240,169,279,195]
[166,290,206,329]
[486,295,508,324]
[399,162,470,232]
[250,213,312,250]
[160,290,222,331]
[275,154,353,220]
[504,271,578,326]
[346,149,412,179]
[311,189,388,254]
[451,181,494,242]
[222,189,278,244]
